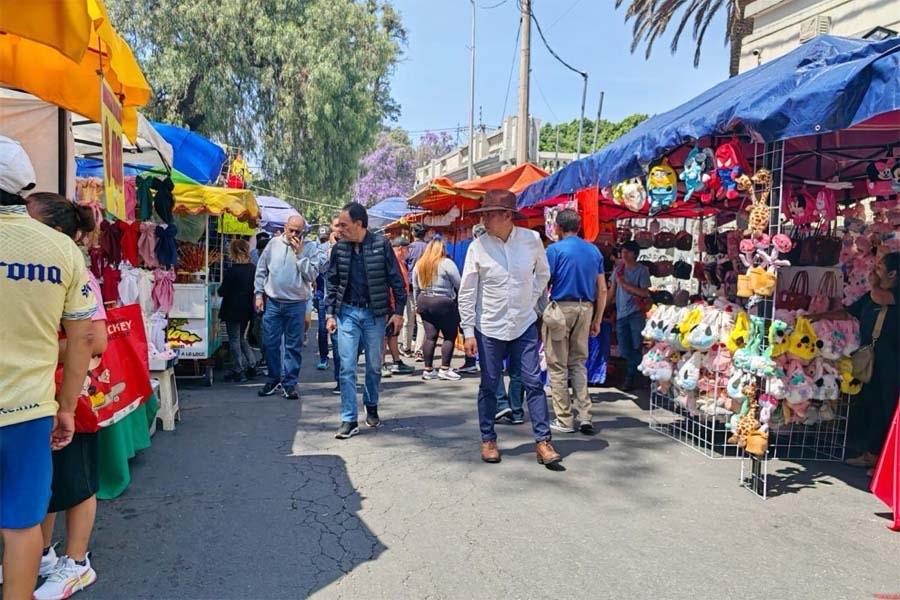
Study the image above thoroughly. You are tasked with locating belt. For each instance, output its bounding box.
[345,301,370,308]
[555,297,592,303]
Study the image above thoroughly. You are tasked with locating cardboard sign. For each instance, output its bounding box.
[101,79,126,220]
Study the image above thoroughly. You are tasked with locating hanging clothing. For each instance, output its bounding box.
[155,223,179,268]
[101,265,121,304]
[136,175,155,221]
[137,269,155,315]
[88,245,105,279]
[118,264,141,306]
[152,269,176,313]
[117,220,141,266]
[138,222,159,268]
[151,176,175,224]
[100,220,122,265]
[124,176,138,221]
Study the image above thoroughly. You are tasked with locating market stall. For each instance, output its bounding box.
[515,34,900,498]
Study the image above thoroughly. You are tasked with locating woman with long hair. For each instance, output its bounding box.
[24,193,106,598]
[219,238,258,382]
[412,239,462,381]
[811,252,899,472]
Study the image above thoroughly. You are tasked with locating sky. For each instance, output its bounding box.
[389,0,730,144]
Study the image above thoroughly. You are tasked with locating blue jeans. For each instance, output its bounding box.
[476,324,551,442]
[315,287,329,361]
[616,312,646,382]
[263,298,306,388]
[495,358,524,420]
[337,305,386,423]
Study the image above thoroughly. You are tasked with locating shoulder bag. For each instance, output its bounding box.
[851,306,887,384]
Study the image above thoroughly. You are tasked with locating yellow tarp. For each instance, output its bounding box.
[0,0,151,140]
[172,183,259,226]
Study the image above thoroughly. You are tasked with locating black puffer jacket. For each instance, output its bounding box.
[325,231,407,318]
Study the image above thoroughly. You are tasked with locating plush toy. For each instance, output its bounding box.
[866,158,899,196]
[727,382,759,447]
[812,359,840,401]
[810,320,841,361]
[621,178,648,212]
[737,237,757,271]
[704,139,750,202]
[686,308,720,351]
[680,146,709,201]
[674,351,703,391]
[755,233,792,274]
[738,169,772,235]
[784,187,815,225]
[647,158,678,216]
[768,319,791,358]
[785,360,815,405]
[835,319,861,356]
[837,358,863,395]
[811,188,837,221]
[786,316,819,362]
[639,344,674,382]
[757,393,779,434]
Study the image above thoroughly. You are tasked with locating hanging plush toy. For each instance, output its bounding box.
[704,138,750,202]
[680,146,714,201]
[621,178,648,212]
[755,233,792,273]
[866,158,899,196]
[647,158,678,216]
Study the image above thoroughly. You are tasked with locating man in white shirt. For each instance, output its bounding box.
[458,189,560,466]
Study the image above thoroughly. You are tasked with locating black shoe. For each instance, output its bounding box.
[331,385,341,395]
[224,371,246,383]
[365,405,381,428]
[245,366,259,380]
[579,421,595,436]
[335,421,360,439]
[257,382,279,397]
[283,387,300,400]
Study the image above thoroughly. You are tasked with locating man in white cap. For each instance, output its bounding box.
[0,136,97,596]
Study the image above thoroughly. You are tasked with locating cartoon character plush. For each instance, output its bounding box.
[837,358,863,395]
[757,393,779,434]
[867,158,899,196]
[810,188,836,221]
[785,360,815,405]
[674,351,702,391]
[811,359,840,401]
[647,158,678,216]
[639,343,674,382]
[705,139,749,202]
[784,187,814,224]
[679,146,707,201]
[621,178,648,212]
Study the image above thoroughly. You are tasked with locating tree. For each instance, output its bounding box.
[415,131,455,166]
[350,129,416,206]
[614,0,753,77]
[538,114,649,154]
[107,0,406,204]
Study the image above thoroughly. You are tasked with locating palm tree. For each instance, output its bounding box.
[614,0,754,77]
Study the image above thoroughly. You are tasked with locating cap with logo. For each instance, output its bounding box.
[0,135,37,196]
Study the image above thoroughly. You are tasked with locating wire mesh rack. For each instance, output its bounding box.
[649,388,745,459]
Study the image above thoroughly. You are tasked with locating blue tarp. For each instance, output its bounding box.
[519,35,900,208]
[151,122,227,185]
[368,196,412,229]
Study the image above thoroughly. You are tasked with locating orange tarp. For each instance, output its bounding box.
[408,162,549,213]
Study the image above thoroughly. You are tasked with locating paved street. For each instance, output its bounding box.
[88,343,898,600]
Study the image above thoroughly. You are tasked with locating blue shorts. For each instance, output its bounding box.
[0,417,53,529]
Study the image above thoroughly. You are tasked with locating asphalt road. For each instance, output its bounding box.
[80,343,899,599]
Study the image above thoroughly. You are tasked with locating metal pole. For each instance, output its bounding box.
[516,0,531,164]
[590,91,604,153]
[575,74,588,160]
[555,124,560,161]
[468,0,476,180]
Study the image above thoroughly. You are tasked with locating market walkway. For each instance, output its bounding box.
[89,345,898,599]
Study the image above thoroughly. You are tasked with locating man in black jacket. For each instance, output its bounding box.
[326,203,407,439]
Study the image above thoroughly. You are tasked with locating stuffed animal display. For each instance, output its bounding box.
[647,158,678,216]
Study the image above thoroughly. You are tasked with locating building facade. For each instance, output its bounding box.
[739,0,900,73]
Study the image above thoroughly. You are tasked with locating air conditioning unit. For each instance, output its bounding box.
[799,15,831,43]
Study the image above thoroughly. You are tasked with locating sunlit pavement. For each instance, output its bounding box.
[85,343,899,599]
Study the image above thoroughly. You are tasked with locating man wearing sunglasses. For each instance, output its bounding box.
[254,215,328,399]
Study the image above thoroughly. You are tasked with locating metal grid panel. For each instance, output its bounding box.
[649,389,744,459]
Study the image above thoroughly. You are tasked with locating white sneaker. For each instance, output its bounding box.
[438,368,461,381]
[0,545,59,583]
[422,369,439,380]
[549,418,576,433]
[33,555,97,600]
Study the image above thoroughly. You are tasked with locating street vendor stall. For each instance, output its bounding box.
[515,34,900,499]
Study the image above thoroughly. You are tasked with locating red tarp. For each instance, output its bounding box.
[409,163,549,213]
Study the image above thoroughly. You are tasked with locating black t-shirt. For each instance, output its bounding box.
[848,288,899,360]
[218,263,256,323]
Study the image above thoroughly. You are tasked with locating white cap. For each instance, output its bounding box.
[0,135,37,196]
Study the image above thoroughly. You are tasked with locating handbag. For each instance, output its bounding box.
[809,271,839,313]
[851,306,887,384]
[704,233,719,255]
[748,266,776,296]
[635,230,654,249]
[649,289,674,305]
[651,259,674,278]
[674,230,693,251]
[673,260,693,280]
[778,271,810,311]
[654,230,676,249]
[813,235,841,267]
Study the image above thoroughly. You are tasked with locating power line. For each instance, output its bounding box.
[499,19,521,125]
[478,0,508,8]
[246,183,343,213]
[524,0,587,78]
[533,75,559,122]
[549,0,584,29]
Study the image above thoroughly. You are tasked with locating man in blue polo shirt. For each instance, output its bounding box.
[543,209,607,435]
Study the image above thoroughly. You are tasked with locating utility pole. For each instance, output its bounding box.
[468,0,476,180]
[516,0,531,165]
[590,91,605,154]
[575,73,588,160]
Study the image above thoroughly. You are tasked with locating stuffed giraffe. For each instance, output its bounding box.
[740,169,772,236]
[728,381,760,447]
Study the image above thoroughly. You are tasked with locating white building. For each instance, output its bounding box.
[413,116,579,189]
[739,0,900,73]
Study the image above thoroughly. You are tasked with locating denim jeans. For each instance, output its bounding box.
[226,320,254,374]
[475,323,551,442]
[337,305,386,423]
[616,312,646,382]
[495,358,524,420]
[315,286,329,361]
[263,298,306,388]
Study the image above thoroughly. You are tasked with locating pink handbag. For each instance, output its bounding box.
[808,271,840,314]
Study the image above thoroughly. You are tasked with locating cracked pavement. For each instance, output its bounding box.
[84,343,899,599]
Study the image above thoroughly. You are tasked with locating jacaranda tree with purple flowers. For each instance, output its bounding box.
[351,129,416,206]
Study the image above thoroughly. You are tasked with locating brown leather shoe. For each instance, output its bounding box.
[481,440,501,463]
[535,440,561,465]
